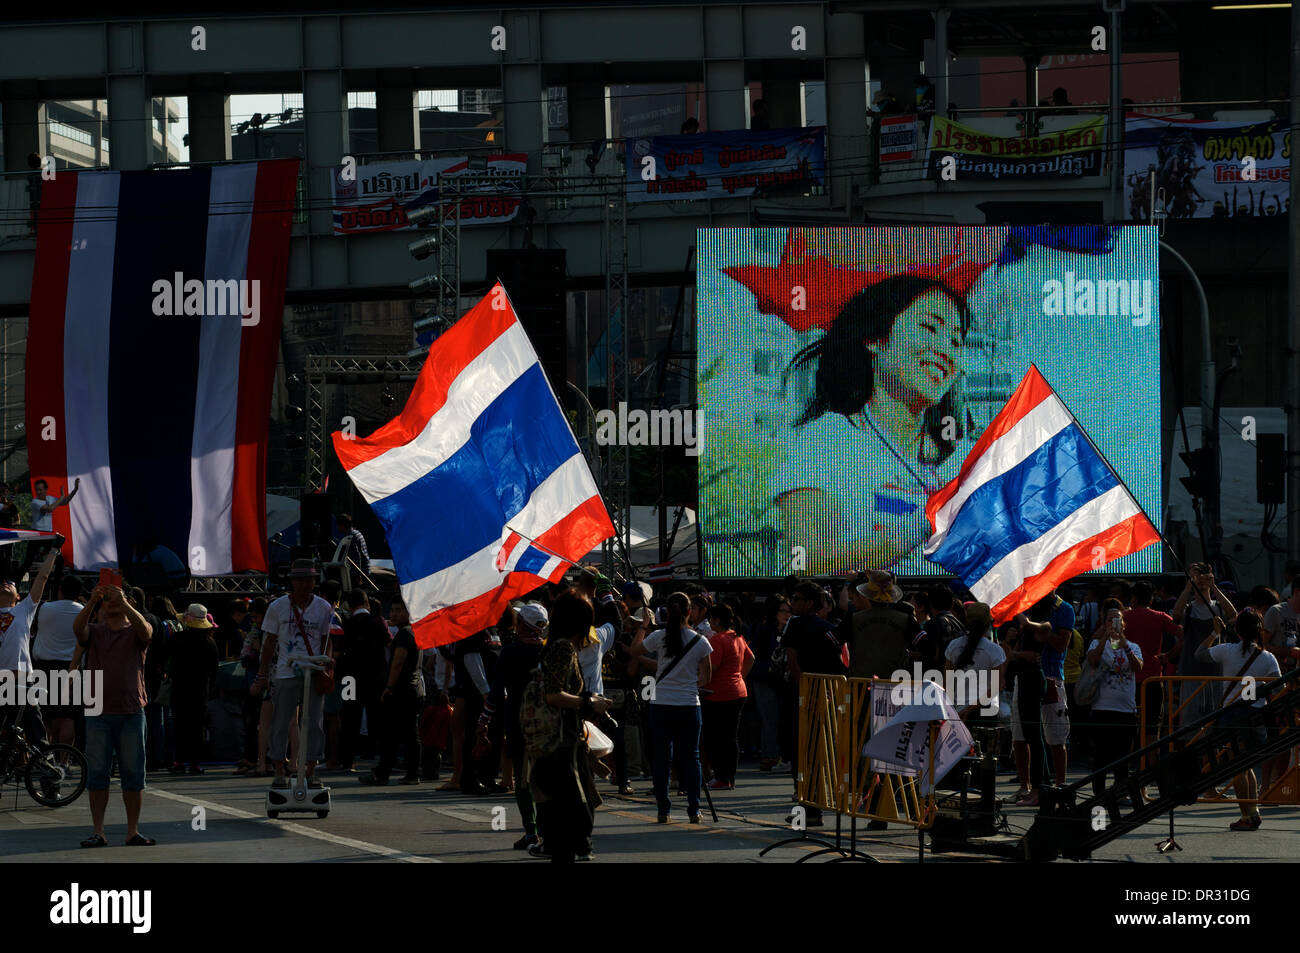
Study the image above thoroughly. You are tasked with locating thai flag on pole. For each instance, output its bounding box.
[25,159,299,573]
[332,283,615,649]
[924,365,1159,622]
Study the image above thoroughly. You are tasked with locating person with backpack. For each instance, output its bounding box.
[848,571,917,680]
[913,586,965,674]
[526,591,612,862]
[629,591,713,824]
[1197,609,1285,830]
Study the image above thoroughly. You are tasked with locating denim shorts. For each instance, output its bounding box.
[85,712,147,792]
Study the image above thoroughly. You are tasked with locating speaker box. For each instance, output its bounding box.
[300,493,333,549]
[1257,432,1285,505]
[486,249,567,388]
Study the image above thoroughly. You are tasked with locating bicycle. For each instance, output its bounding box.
[0,716,88,808]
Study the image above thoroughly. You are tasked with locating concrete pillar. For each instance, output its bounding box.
[502,63,543,173]
[2,98,46,171]
[933,9,950,118]
[106,74,151,170]
[303,69,348,237]
[706,61,746,133]
[188,91,231,163]
[826,58,868,209]
[376,83,419,154]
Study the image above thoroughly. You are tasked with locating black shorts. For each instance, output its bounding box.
[32,657,78,720]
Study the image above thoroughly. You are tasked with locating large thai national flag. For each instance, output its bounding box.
[332,283,614,648]
[924,366,1159,622]
[26,159,299,573]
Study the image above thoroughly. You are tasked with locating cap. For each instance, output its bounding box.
[515,603,549,630]
[621,581,653,605]
[629,607,654,625]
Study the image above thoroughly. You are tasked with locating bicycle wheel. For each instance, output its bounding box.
[25,744,88,808]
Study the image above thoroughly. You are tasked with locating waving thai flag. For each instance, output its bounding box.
[333,284,614,648]
[25,159,299,573]
[924,366,1159,622]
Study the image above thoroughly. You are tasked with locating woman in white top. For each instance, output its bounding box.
[629,592,713,824]
[943,603,1006,723]
[1086,606,1144,805]
[772,276,975,576]
[1195,610,1282,831]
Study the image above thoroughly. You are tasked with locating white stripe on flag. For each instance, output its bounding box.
[925,396,1073,555]
[347,322,537,501]
[968,485,1141,609]
[64,172,121,570]
[189,163,257,576]
[399,453,598,619]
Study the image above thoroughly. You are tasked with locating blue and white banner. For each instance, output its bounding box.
[626,127,826,203]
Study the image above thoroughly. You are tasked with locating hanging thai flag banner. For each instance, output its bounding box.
[924,365,1160,622]
[332,284,614,648]
[25,159,299,573]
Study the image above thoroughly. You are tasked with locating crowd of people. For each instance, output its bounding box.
[4,542,1300,853]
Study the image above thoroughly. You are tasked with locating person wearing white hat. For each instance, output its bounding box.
[479,600,549,850]
[253,559,335,789]
[165,604,220,775]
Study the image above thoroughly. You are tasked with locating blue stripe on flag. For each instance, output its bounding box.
[515,545,550,576]
[371,363,580,580]
[106,168,211,567]
[926,423,1117,583]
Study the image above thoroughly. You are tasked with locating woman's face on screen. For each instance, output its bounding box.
[868,288,965,408]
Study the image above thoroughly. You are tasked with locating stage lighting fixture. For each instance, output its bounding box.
[408,275,438,294]
[406,204,439,227]
[408,235,438,260]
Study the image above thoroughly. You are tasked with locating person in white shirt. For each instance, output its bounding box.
[688,594,714,639]
[30,478,79,532]
[943,602,1006,721]
[1086,606,1143,807]
[629,591,713,824]
[0,548,59,744]
[32,574,86,747]
[252,559,335,788]
[1196,610,1285,831]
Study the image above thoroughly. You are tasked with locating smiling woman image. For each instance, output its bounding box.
[771,273,975,575]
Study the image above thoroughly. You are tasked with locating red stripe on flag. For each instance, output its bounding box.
[332,284,519,471]
[926,365,1056,530]
[410,495,615,649]
[495,531,522,571]
[26,173,79,564]
[231,159,299,572]
[988,512,1161,624]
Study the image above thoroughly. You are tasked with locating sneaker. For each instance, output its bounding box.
[617,784,635,796]
[1016,790,1039,807]
[1229,815,1262,831]
[773,761,792,773]
[513,834,539,850]
[688,813,702,824]
[576,852,595,861]
[527,842,551,859]
[706,779,734,790]
[657,813,670,824]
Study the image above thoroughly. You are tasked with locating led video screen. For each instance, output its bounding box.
[697,225,1162,579]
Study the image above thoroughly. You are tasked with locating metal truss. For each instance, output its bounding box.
[185,574,270,594]
[304,354,426,490]
[602,178,632,573]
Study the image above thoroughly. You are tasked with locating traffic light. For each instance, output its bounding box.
[1179,447,1212,499]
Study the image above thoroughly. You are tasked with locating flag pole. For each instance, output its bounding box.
[1031,364,1215,613]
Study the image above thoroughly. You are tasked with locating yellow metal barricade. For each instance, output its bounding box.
[1140,674,1299,805]
[841,677,941,830]
[795,674,849,814]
